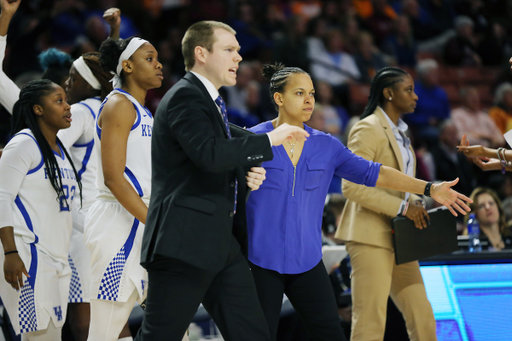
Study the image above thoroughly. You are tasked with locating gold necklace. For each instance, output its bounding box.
[287,140,296,159]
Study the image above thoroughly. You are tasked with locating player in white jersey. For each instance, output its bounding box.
[83,36,163,341]
[0,2,133,339]
[0,79,81,340]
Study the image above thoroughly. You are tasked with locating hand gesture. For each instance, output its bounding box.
[405,201,429,229]
[472,157,503,171]
[0,0,21,17]
[268,123,309,147]
[246,167,266,191]
[103,7,121,39]
[103,7,121,28]
[457,133,489,159]
[4,252,28,290]
[430,178,472,216]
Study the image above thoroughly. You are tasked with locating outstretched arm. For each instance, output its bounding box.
[376,166,471,216]
[457,133,512,172]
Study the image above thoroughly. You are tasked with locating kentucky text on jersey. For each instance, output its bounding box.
[141,124,152,137]
[44,167,76,180]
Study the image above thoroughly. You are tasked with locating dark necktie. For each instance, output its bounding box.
[215,95,237,213]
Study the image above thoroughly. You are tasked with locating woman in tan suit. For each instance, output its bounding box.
[336,67,439,341]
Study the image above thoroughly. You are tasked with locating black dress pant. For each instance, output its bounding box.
[250,260,347,341]
[135,238,271,341]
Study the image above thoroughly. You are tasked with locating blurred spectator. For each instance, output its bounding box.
[50,0,87,51]
[489,82,512,134]
[260,1,287,42]
[477,20,510,66]
[443,15,482,66]
[452,0,489,39]
[382,14,417,66]
[429,119,475,196]
[223,63,260,128]
[399,0,435,41]
[307,104,327,132]
[309,29,360,87]
[404,59,450,146]
[451,87,505,148]
[290,0,322,20]
[362,0,398,47]
[353,0,396,20]
[315,80,350,137]
[466,187,512,250]
[421,0,456,38]
[273,15,310,72]
[353,31,388,83]
[229,2,268,60]
[342,16,361,54]
[225,62,254,113]
[320,0,344,29]
[309,29,360,110]
[501,196,512,228]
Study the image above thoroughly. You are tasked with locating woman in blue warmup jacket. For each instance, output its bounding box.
[246,63,472,341]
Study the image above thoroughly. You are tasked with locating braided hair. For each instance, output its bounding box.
[262,63,309,111]
[81,52,114,100]
[360,67,408,120]
[38,48,73,88]
[11,79,82,208]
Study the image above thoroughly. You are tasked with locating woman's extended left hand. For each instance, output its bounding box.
[430,178,472,216]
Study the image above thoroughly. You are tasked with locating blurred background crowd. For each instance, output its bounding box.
[2,0,512,225]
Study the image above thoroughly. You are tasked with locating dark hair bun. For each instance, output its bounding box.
[99,37,136,73]
[262,63,285,81]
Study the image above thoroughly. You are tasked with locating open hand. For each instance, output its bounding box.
[430,178,472,216]
[268,123,309,147]
[4,253,28,290]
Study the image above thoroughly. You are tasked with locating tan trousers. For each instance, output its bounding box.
[346,242,437,341]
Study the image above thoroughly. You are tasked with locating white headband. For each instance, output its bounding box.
[111,37,148,89]
[73,56,101,90]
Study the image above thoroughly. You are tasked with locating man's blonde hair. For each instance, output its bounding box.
[182,21,236,71]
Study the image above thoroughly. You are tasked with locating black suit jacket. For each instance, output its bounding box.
[141,72,273,272]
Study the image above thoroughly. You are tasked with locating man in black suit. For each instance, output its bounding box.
[135,21,309,341]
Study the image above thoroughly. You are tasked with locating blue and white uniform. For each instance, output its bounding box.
[84,88,152,303]
[58,97,102,303]
[57,97,101,303]
[0,35,102,304]
[0,129,77,335]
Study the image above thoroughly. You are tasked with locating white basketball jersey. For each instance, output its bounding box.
[94,89,152,200]
[64,97,101,209]
[9,129,76,265]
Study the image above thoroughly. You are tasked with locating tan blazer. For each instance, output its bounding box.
[336,107,420,249]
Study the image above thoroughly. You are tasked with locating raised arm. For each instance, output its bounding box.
[99,95,148,223]
[0,0,21,113]
[103,7,121,39]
